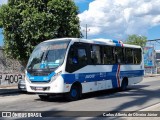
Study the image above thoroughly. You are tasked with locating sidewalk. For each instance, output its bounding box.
[139,102,160,111]
[144,74,160,77]
[0,85,20,95]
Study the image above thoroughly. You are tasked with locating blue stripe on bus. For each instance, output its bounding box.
[27,72,55,82]
[27,69,144,87]
[111,64,119,88]
[61,70,144,88]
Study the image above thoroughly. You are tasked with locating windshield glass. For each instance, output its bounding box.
[27,40,70,70]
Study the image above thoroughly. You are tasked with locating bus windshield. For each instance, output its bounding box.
[27,40,70,70]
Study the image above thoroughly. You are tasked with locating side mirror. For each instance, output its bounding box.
[91,51,96,59]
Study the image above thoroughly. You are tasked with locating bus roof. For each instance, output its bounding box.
[43,38,141,49]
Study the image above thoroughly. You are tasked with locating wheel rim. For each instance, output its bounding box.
[71,88,77,98]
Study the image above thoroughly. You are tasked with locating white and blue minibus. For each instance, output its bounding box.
[25,38,144,101]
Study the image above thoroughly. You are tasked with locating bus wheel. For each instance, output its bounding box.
[39,95,50,101]
[65,85,81,101]
[120,78,128,91]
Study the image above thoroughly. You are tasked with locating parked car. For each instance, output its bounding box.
[18,80,26,92]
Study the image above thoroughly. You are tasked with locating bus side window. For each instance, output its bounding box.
[66,45,88,73]
[66,46,78,73]
[125,48,133,64]
[114,47,124,64]
[103,46,114,64]
[77,48,87,64]
[91,45,101,64]
[133,49,141,64]
[68,47,77,64]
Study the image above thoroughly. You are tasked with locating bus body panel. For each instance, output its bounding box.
[128,77,143,85]
[26,75,65,93]
[62,65,143,93]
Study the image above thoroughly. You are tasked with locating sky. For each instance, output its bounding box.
[1,0,160,49]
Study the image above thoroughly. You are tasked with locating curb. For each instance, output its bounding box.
[139,103,160,111]
[0,85,17,88]
[144,74,160,77]
[0,89,20,95]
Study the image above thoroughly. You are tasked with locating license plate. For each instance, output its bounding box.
[20,86,25,89]
[35,87,43,90]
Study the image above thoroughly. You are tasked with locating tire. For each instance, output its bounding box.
[39,95,50,101]
[65,85,81,101]
[120,79,128,91]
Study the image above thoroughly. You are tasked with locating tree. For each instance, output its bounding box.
[125,34,147,47]
[0,0,81,66]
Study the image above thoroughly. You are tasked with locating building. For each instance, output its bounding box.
[143,47,157,74]
[155,50,160,74]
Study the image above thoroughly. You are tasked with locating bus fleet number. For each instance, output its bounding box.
[0,74,24,84]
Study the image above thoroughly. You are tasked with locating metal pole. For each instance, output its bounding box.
[86,24,87,39]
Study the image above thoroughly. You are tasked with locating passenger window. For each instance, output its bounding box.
[125,48,133,64]
[114,47,124,64]
[66,45,88,73]
[78,48,87,64]
[133,49,141,64]
[103,46,114,64]
[92,45,101,64]
[67,47,77,64]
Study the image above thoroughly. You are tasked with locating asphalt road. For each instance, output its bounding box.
[0,76,160,118]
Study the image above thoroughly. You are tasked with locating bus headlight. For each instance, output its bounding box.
[25,75,31,83]
[50,71,62,82]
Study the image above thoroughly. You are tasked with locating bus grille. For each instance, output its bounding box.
[30,72,50,76]
[31,81,50,84]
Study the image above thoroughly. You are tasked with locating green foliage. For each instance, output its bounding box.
[125,34,147,47]
[0,0,81,65]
